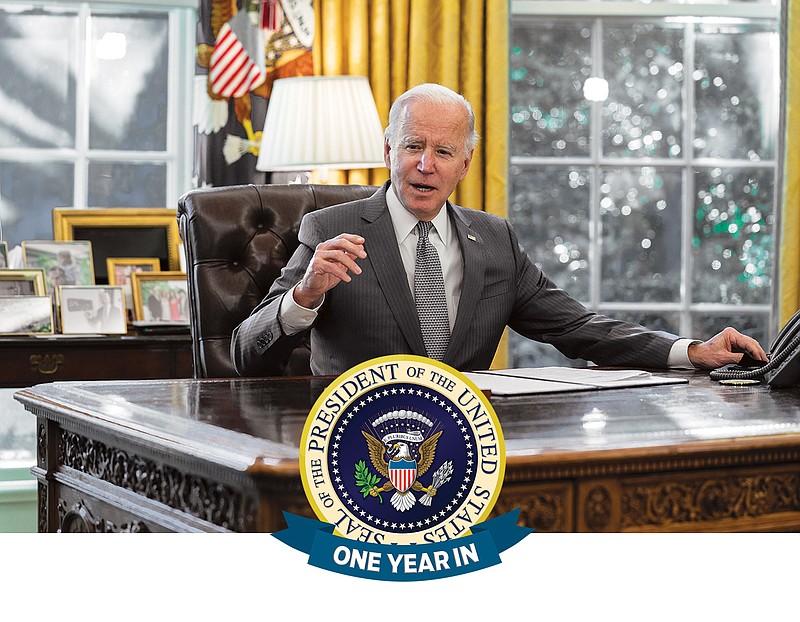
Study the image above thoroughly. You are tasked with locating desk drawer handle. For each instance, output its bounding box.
[30,354,65,375]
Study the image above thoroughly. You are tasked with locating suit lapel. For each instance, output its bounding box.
[361,190,427,356]
[446,204,485,360]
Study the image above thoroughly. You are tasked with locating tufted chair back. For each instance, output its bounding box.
[177,183,377,378]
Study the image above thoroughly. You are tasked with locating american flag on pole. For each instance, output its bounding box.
[209,9,266,98]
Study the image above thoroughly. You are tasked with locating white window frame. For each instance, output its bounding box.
[0,0,195,211]
[510,1,782,342]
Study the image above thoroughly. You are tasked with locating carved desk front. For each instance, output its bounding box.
[14,373,800,533]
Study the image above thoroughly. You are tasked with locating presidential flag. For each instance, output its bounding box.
[209,9,266,99]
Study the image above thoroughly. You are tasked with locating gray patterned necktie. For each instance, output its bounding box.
[414,220,450,360]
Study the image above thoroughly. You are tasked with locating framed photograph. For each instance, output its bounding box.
[107,257,160,320]
[0,296,54,335]
[0,241,7,268]
[21,240,94,295]
[0,269,47,297]
[52,208,181,284]
[131,271,189,323]
[57,286,127,335]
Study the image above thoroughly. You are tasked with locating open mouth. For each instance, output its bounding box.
[411,183,435,192]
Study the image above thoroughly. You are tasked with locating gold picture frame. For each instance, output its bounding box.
[131,271,189,323]
[107,257,162,286]
[0,268,47,297]
[107,257,161,320]
[52,208,181,284]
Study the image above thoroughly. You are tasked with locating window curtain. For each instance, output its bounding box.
[781,1,800,324]
[313,0,509,365]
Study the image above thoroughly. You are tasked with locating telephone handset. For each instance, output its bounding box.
[709,309,800,387]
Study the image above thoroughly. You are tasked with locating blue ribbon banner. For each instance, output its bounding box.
[273,509,532,582]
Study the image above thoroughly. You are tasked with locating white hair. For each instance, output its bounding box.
[384,83,480,153]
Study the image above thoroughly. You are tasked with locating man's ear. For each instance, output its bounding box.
[383,139,392,169]
[459,148,475,181]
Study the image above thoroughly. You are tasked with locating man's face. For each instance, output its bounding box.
[384,98,474,221]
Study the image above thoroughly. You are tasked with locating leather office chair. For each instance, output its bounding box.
[177,183,377,378]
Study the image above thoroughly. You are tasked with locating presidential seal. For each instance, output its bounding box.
[300,355,505,546]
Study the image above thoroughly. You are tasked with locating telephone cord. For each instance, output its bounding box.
[708,332,800,381]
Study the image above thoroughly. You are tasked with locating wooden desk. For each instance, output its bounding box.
[14,372,800,533]
[0,335,192,388]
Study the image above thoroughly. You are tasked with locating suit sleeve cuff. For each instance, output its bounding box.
[667,338,700,369]
[278,284,323,335]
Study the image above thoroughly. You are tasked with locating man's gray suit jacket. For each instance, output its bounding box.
[231,183,678,376]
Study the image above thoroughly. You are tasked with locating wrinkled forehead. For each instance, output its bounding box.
[395,101,470,148]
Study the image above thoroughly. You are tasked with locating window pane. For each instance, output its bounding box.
[510,20,592,157]
[0,161,74,244]
[692,312,769,345]
[0,389,35,465]
[692,167,774,304]
[694,23,777,160]
[509,10,778,369]
[600,167,683,302]
[89,12,169,151]
[0,7,78,148]
[602,22,684,158]
[510,165,591,301]
[509,331,587,369]
[87,162,167,206]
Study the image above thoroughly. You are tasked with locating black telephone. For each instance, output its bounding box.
[709,309,800,387]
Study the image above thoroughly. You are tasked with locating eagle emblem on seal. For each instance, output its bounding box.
[358,409,454,512]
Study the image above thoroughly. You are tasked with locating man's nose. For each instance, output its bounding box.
[417,150,435,173]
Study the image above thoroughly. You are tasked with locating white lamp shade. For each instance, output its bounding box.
[256,75,386,172]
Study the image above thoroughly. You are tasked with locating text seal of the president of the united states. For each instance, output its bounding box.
[300,355,505,546]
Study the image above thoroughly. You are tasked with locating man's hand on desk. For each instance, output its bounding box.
[687,327,769,369]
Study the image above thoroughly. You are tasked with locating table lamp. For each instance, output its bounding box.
[255,75,385,182]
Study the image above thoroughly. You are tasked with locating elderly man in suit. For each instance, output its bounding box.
[231,83,767,377]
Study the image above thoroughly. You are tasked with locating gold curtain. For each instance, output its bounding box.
[781,1,800,323]
[313,0,509,366]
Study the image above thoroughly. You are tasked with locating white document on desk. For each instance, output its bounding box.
[464,367,689,396]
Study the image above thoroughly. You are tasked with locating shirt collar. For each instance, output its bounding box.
[387,184,450,245]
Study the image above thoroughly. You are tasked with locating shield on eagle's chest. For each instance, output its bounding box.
[389,458,417,493]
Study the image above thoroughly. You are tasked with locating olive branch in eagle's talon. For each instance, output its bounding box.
[354,460,384,504]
